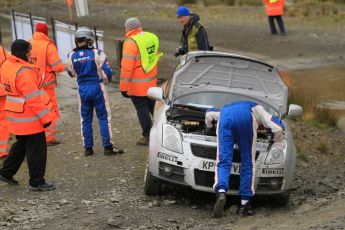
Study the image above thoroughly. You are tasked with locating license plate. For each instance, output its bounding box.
[199,161,241,175]
[262,168,284,175]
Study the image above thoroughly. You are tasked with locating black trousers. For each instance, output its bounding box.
[131,96,155,137]
[268,16,285,34]
[0,131,47,186]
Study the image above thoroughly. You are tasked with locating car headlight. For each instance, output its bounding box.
[265,140,287,165]
[162,124,183,154]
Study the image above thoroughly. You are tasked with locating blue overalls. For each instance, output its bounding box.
[67,48,113,149]
[213,101,284,199]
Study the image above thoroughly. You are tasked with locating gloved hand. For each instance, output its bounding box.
[121,91,130,98]
[43,121,52,128]
[205,111,220,128]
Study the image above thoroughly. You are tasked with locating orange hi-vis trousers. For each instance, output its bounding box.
[0,96,9,158]
[44,87,60,142]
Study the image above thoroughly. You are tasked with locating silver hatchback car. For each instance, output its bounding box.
[144,51,303,206]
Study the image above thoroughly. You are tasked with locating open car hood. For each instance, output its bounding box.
[170,51,289,115]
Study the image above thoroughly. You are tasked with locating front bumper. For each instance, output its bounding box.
[148,137,292,196]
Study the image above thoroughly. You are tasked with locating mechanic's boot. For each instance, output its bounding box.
[85,148,94,156]
[0,174,19,185]
[29,182,56,192]
[236,202,255,217]
[136,136,149,146]
[213,192,226,218]
[104,146,124,156]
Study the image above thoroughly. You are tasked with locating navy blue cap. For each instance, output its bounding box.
[176,6,191,17]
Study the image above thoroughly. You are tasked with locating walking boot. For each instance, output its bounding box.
[0,174,19,185]
[29,182,56,192]
[213,192,226,218]
[104,146,124,156]
[85,148,94,156]
[236,202,255,217]
[136,136,149,146]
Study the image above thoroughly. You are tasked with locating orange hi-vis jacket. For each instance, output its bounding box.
[0,55,56,135]
[0,45,9,97]
[0,45,8,68]
[264,0,284,16]
[120,28,158,97]
[29,32,65,89]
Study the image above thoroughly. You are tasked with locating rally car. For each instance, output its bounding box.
[144,51,303,205]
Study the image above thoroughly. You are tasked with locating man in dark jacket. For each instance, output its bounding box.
[174,6,212,57]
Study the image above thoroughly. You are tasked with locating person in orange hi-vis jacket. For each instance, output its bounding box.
[263,0,286,35]
[29,23,65,146]
[0,43,10,159]
[120,17,162,146]
[0,40,57,191]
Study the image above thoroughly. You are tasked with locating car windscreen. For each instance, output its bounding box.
[173,92,279,117]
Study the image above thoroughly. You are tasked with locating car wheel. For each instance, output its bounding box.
[272,192,290,206]
[144,167,161,196]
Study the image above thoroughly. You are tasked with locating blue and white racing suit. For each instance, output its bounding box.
[205,101,285,199]
[67,48,114,149]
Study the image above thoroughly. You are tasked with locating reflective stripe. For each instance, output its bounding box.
[123,54,141,60]
[7,96,25,103]
[119,75,156,83]
[24,90,42,100]
[120,77,131,82]
[16,67,32,77]
[7,115,39,123]
[42,80,57,87]
[46,133,56,137]
[0,141,8,144]
[37,108,49,118]
[50,60,63,67]
[130,75,156,83]
[0,148,7,152]
[6,108,49,123]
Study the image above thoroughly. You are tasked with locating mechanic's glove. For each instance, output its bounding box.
[272,131,284,142]
[43,121,52,128]
[121,91,130,98]
[205,111,220,128]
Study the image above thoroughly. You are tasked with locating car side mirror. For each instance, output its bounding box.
[287,104,303,118]
[147,87,163,101]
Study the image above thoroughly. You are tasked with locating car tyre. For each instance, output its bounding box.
[272,192,290,206]
[144,168,161,196]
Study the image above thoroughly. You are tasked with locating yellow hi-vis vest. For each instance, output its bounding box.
[131,32,163,74]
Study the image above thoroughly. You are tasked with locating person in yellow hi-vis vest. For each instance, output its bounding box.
[120,17,162,146]
[263,0,286,35]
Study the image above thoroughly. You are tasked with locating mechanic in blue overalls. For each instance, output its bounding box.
[67,27,124,156]
[205,101,285,217]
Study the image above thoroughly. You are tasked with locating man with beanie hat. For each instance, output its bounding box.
[175,6,212,57]
[120,17,162,146]
[29,22,65,146]
[0,39,57,191]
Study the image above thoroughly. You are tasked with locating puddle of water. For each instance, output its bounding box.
[287,65,345,104]
[286,65,345,114]
[284,65,345,128]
